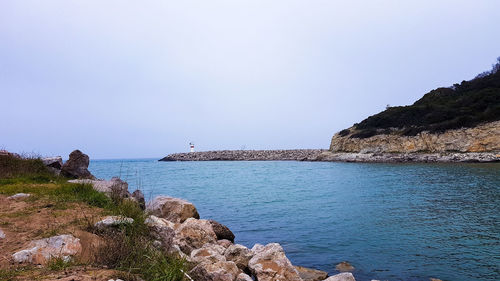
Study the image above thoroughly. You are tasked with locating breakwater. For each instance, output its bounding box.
[159,149,326,161]
[159,149,499,163]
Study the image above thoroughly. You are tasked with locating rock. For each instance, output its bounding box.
[94,216,134,229]
[12,234,81,265]
[145,215,176,229]
[0,228,5,239]
[189,260,240,281]
[217,239,233,249]
[295,265,328,281]
[323,273,356,281]
[132,189,145,210]
[236,273,253,281]
[248,243,302,281]
[61,150,95,179]
[68,177,130,198]
[42,156,63,169]
[0,150,21,158]
[330,120,500,154]
[208,220,235,242]
[335,261,355,272]
[145,215,179,255]
[430,279,443,281]
[224,244,253,271]
[146,196,200,223]
[8,193,30,199]
[190,243,226,264]
[174,218,217,254]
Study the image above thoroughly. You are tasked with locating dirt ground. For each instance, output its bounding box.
[0,194,123,280]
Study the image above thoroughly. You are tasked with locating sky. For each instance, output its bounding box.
[1,1,500,159]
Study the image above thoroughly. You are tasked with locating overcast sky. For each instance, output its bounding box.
[1,1,499,159]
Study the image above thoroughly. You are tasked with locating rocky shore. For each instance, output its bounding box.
[3,149,363,281]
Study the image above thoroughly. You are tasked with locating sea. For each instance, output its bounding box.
[89,159,500,281]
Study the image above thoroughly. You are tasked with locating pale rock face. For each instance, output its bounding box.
[68,177,130,198]
[0,228,5,239]
[248,243,303,281]
[94,216,134,229]
[190,260,240,281]
[146,196,200,223]
[190,243,227,264]
[145,215,178,255]
[145,215,176,229]
[236,273,254,281]
[174,218,217,254]
[323,273,356,281]
[294,266,328,281]
[41,156,63,169]
[7,193,30,199]
[330,121,500,153]
[12,234,81,265]
[224,244,253,271]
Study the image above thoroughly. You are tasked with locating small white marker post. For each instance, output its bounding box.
[189,142,195,153]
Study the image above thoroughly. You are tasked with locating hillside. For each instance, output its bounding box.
[344,58,500,139]
[330,58,500,154]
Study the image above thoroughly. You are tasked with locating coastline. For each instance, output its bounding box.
[159,149,500,163]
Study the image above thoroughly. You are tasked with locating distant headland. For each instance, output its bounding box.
[162,58,500,163]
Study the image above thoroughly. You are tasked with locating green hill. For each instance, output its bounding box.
[348,58,500,138]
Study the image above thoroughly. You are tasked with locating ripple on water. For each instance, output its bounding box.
[90,160,500,281]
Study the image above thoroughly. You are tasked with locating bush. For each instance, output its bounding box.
[349,62,500,138]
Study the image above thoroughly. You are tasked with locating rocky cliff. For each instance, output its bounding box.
[330,120,500,153]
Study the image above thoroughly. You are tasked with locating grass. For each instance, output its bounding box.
[0,154,188,281]
[47,257,73,271]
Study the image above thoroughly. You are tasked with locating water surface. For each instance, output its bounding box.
[89,159,500,281]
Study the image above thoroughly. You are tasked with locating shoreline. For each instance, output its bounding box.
[159,149,500,163]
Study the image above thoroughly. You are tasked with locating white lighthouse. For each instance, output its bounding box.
[189,142,195,153]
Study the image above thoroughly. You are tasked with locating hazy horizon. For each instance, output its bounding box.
[1,1,500,159]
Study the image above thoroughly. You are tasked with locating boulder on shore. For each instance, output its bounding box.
[189,260,240,281]
[61,150,95,179]
[224,244,253,271]
[68,177,131,199]
[190,243,226,264]
[335,261,355,272]
[248,243,302,281]
[42,156,63,169]
[12,234,81,265]
[295,265,328,281]
[209,220,235,242]
[174,218,217,254]
[323,272,356,281]
[146,196,200,223]
[94,216,134,229]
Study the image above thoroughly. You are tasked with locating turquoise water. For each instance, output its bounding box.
[89,159,500,281]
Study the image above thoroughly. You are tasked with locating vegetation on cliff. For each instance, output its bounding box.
[349,58,500,138]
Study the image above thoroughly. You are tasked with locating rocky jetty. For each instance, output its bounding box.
[160,149,326,162]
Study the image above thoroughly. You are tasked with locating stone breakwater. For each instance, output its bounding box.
[160,149,499,163]
[160,149,327,161]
